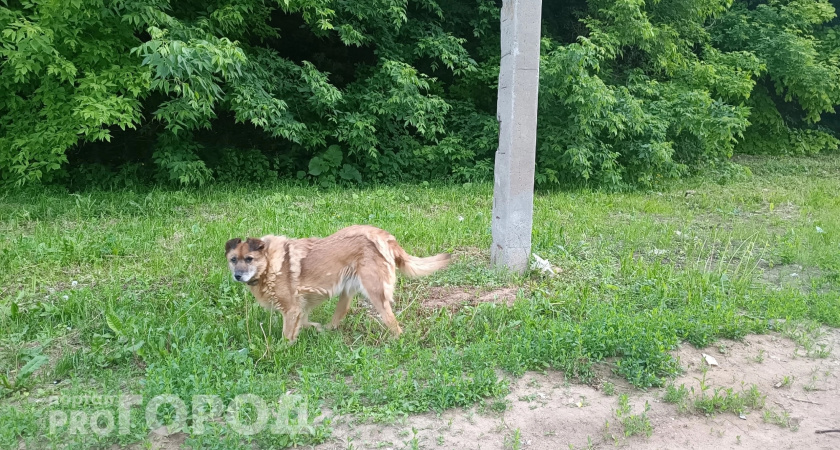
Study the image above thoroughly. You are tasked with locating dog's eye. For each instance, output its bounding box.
[245,256,253,263]
[230,257,237,263]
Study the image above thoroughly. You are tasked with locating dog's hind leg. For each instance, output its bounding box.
[359,269,402,337]
[329,289,356,330]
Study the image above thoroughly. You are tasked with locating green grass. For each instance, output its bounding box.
[1,155,840,448]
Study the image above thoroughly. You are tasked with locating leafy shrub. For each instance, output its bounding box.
[152,133,214,186]
[207,147,275,185]
[299,144,363,186]
[0,1,148,187]
[2,0,840,189]
[737,88,840,155]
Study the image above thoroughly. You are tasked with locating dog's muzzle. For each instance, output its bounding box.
[233,272,249,283]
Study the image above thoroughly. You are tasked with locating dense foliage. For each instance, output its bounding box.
[2,0,840,189]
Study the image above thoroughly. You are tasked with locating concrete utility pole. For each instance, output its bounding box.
[491,0,542,274]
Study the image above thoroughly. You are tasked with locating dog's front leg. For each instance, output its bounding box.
[281,308,304,343]
[299,310,325,333]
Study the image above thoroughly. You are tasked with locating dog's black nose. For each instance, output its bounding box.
[234,274,242,281]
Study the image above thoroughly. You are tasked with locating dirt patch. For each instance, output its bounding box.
[758,264,825,291]
[124,427,188,450]
[451,246,491,262]
[422,286,520,309]
[157,231,185,250]
[312,329,840,449]
[750,202,801,222]
[611,193,803,234]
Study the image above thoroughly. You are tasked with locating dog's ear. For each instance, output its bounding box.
[246,238,266,252]
[225,238,242,253]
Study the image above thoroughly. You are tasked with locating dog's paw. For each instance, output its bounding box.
[307,322,325,333]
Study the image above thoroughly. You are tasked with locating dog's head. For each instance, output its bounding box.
[224,237,267,284]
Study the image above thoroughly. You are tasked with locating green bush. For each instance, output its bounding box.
[2,0,840,189]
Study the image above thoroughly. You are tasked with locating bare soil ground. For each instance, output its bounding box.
[421,286,520,309]
[311,328,840,450]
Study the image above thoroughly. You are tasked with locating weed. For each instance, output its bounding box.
[602,382,616,396]
[803,368,820,392]
[753,349,766,363]
[603,419,616,444]
[777,375,794,388]
[489,399,510,414]
[663,383,690,411]
[778,320,833,358]
[615,394,653,438]
[617,394,631,417]
[518,394,537,403]
[504,428,522,450]
[676,369,765,418]
[405,427,420,450]
[579,395,590,407]
[693,383,765,416]
[763,408,797,430]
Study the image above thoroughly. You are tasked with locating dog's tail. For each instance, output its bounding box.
[391,241,451,278]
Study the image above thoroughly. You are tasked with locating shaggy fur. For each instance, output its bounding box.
[225,225,451,342]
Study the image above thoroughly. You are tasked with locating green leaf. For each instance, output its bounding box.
[308,156,326,176]
[338,164,362,183]
[0,374,11,390]
[106,308,125,336]
[323,145,343,168]
[127,340,145,353]
[17,355,49,382]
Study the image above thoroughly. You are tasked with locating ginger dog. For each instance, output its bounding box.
[225,225,450,342]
